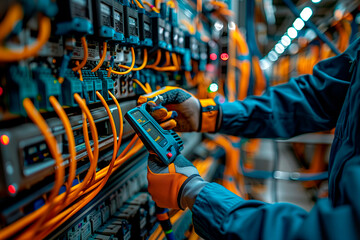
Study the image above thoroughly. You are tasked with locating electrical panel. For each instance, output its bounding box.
[0,0,226,239]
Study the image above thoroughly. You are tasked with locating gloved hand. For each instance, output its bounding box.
[138,86,221,132]
[147,153,208,210]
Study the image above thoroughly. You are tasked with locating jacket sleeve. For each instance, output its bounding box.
[192,181,360,240]
[219,39,360,138]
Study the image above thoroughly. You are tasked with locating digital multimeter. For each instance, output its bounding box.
[125,103,184,165]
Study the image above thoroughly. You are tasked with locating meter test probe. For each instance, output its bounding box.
[125,101,183,240]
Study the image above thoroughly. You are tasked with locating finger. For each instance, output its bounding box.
[158,110,178,123]
[138,95,150,105]
[160,119,177,130]
[138,86,194,106]
[137,86,179,105]
[151,107,168,120]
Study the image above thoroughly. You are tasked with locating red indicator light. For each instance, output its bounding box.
[8,185,16,194]
[209,53,217,61]
[0,135,9,145]
[166,152,173,158]
[0,87,3,96]
[220,53,229,61]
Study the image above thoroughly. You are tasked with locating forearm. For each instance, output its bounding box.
[219,40,359,138]
[191,183,308,240]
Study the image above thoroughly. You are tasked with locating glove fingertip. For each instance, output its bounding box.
[171,111,178,118]
[160,119,177,130]
[138,96,148,104]
[152,108,168,119]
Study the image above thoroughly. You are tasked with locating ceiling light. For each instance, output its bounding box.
[281,35,291,47]
[214,21,223,31]
[287,27,298,39]
[260,58,271,70]
[311,0,321,3]
[289,43,299,54]
[293,18,305,30]
[300,7,313,21]
[268,51,278,62]
[275,43,285,54]
[304,29,316,41]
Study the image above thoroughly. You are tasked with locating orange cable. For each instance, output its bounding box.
[118,48,148,71]
[72,36,88,71]
[75,61,83,81]
[145,82,152,92]
[0,3,23,41]
[146,49,161,67]
[73,94,99,187]
[19,99,65,239]
[143,1,160,13]
[39,140,143,238]
[134,0,144,8]
[167,1,176,8]
[172,53,179,70]
[96,91,118,169]
[49,96,76,205]
[164,51,171,66]
[110,47,135,75]
[133,79,150,94]
[91,42,107,72]
[108,91,123,151]
[0,14,50,62]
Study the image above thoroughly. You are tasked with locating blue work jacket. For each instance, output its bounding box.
[192,38,360,239]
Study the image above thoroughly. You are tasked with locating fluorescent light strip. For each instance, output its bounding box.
[263,6,314,64]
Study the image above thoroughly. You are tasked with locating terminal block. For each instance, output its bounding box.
[113,204,147,239]
[32,67,62,111]
[127,193,157,232]
[67,218,92,240]
[7,65,38,115]
[62,70,83,107]
[89,233,118,240]
[55,0,94,35]
[96,219,131,239]
[88,207,103,233]
[97,70,115,100]
[82,70,103,102]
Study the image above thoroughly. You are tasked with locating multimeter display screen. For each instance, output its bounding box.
[131,110,148,124]
[143,122,164,144]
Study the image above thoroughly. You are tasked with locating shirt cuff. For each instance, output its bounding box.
[218,101,247,135]
[191,183,244,240]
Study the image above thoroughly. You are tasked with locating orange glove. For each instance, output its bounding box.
[147,154,207,210]
[138,86,221,132]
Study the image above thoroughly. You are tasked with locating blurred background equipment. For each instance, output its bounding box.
[0,0,359,239]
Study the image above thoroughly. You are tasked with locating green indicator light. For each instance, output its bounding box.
[208,83,218,93]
